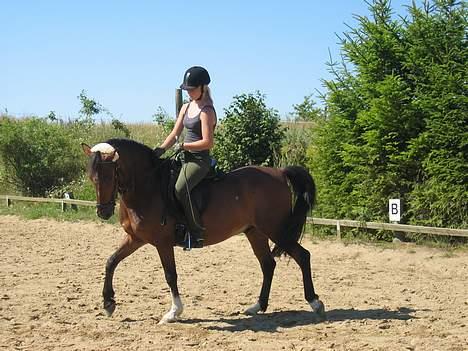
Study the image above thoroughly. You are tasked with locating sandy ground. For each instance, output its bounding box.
[0,215,467,351]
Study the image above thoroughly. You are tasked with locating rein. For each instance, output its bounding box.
[95,147,181,217]
[159,149,182,166]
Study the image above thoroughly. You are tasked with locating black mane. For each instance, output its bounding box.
[106,138,154,159]
[105,138,166,175]
[87,138,155,177]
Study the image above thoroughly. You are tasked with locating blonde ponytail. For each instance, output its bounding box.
[201,85,213,106]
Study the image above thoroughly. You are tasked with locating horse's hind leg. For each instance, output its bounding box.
[103,234,144,317]
[283,242,326,320]
[244,228,276,315]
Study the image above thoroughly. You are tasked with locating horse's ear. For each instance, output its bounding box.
[81,143,92,156]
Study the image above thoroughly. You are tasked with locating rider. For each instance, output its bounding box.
[154,66,217,248]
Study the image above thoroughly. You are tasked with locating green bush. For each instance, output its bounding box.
[278,95,322,168]
[0,117,82,196]
[152,106,175,135]
[111,119,131,138]
[291,95,323,122]
[47,173,97,201]
[278,124,313,168]
[213,92,284,171]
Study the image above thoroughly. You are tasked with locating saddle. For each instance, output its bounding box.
[159,155,225,247]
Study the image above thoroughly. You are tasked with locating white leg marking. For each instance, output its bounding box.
[159,295,184,324]
[244,301,262,316]
[309,298,326,319]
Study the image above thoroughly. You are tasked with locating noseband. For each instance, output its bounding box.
[96,160,118,213]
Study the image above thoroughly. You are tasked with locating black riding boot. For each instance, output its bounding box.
[183,205,204,249]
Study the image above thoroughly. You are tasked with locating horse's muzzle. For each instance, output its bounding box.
[97,203,115,220]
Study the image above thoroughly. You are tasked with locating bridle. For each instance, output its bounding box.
[95,160,119,213]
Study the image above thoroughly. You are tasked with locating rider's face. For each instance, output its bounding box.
[187,86,202,100]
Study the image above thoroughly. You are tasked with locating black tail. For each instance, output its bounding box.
[272,166,316,257]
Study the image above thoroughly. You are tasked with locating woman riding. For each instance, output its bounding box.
[154,66,217,248]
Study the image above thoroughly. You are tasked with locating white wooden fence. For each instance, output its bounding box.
[307,217,468,238]
[0,194,95,212]
[1,194,467,238]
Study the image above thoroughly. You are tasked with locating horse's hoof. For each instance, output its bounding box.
[104,300,116,317]
[310,299,326,321]
[158,314,177,324]
[244,302,263,316]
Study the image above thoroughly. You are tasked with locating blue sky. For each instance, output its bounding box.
[2,0,415,122]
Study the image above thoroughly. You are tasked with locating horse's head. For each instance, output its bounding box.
[82,142,120,220]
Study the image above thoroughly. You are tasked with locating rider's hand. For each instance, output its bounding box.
[174,142,184,153]
[153,147,165,158]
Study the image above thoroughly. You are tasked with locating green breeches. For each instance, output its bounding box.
[174,152,210,233]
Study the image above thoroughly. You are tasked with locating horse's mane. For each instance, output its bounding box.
[106,138,154,159]
[87,138,154,176]
[105,138,168,180]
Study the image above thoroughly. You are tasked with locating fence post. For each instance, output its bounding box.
[389,198,405,242]
[175,88,183,117]
[336,220,341,240]
[6,196,11,207]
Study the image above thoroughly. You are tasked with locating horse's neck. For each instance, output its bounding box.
[118,160,157,207]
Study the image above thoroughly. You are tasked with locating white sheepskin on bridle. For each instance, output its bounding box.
[91,143,119,162]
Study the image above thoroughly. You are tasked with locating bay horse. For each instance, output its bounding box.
[81,138,325,323]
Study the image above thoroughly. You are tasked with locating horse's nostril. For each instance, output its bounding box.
[97,209,110,220]
[99,213,108,220]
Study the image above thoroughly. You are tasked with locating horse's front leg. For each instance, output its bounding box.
[103,234,144,317]
[156,244,183,324]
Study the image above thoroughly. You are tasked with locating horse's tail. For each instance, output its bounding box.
[272,166,316,257]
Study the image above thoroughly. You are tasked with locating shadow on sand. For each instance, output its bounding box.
[179,307,416,333]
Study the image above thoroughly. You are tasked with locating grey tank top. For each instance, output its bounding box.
[183,104,216,147]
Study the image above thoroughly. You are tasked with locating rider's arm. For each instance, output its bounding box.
[158,103,187,150]
[183,108,215,152]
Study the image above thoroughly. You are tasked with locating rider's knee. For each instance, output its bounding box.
[174,183,188,202]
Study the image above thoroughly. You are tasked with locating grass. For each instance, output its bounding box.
[83,121,167,147]
[0,201,118,225]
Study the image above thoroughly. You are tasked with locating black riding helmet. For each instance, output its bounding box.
[180,66,211,90]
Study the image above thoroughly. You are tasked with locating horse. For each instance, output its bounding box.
[81,138,325,324]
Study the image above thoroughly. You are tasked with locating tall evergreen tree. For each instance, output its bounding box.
[404,0,467,226]
[310,0,467,227]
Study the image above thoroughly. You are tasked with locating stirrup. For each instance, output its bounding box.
[183,232,204,251]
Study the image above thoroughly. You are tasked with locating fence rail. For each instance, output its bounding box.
[307,218,468,238]
[0,194,95,212]
[1,194,467,238]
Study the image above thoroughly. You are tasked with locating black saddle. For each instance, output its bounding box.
[159,155,225,246]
